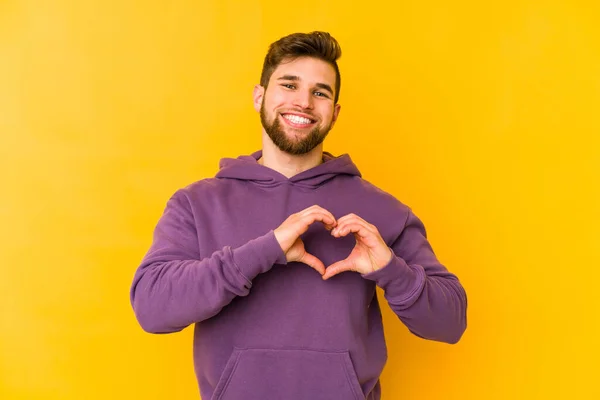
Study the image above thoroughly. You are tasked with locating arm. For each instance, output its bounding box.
[129,190,287,334]
[362,211,467,344]
[322,210,467,344]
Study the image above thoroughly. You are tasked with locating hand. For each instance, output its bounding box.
[274,205,337,275]
[322,213,393,280]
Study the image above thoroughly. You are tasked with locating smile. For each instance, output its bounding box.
[281,113,316,127]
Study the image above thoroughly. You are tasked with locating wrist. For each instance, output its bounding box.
[373,248,393,271]
[273,228,286,251]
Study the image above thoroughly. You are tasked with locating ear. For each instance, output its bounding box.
[330,103,342,128]
[253,84,265,113]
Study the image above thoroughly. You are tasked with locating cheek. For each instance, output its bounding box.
[264,88,287,107]
[319,107,335,123]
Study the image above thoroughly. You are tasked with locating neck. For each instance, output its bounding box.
[258,131,324,178]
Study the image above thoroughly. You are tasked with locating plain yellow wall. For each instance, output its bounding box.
[1,1,599,399]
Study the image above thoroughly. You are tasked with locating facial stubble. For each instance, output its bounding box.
[260,101,333,155]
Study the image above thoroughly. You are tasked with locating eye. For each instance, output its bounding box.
[314,91,327,97]
[282,83,295,89]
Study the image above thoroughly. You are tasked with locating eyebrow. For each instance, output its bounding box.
[277,75,334,96]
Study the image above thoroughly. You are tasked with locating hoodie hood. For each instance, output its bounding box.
[215,150,362,188]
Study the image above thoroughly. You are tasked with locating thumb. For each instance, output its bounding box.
[298,252,326,276]
[322,258,354,280]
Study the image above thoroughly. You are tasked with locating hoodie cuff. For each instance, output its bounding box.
[231,230,287,283]
[362,249,426,303]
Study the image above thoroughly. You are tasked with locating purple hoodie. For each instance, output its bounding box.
[130,151,467,400]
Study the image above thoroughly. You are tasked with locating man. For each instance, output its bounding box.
[130,31,467,400]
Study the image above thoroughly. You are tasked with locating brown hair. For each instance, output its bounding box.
[260,31,342,103]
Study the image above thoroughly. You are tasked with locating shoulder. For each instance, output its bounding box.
[164,177,228,209]
[355,176,412,214]
[330,174,414,232]
[176,176,232,196]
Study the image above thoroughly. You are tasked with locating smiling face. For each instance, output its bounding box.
[254,56,341,155]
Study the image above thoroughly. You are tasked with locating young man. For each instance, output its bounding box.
[130,31,467,400]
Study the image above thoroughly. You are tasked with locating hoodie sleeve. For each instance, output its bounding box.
[362,210,467,344]
[130,190,287,334]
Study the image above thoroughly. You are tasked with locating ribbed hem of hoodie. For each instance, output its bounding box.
[232,231,287,284]
[361,249,426,304]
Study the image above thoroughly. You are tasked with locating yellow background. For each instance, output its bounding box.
[1,0,599,399]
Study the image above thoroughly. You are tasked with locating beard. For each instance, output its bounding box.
[260,103,333,155]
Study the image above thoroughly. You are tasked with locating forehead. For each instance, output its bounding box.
[270,56,337,86]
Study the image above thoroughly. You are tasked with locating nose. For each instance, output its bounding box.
[292,90,314,110]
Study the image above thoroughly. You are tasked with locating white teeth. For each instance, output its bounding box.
[283,114,312,124]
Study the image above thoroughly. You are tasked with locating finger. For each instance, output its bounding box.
[288,211,335,238]
[300,205,333,219]
[322,258,354,280]
[302,210,337,229]
[301,205,336,220]
[298,252,326,275]
[304,213,336,229]
[304,204,333,214]
[335,213,357,223]
[331,221,372,238]
[333,215,375,235]
[336,213,370,226]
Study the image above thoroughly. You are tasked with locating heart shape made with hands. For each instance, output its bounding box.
[321,213,392,280]
[274,206,392,280]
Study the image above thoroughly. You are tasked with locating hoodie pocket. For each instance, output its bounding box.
[212,348,365,400]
